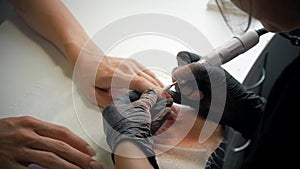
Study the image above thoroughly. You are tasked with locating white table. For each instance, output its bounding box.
[0,0,274,168]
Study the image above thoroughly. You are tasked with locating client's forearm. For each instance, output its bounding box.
[9,0,89,66]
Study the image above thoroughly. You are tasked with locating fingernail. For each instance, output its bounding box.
[86,145,96,157]
[89,160,103,169]
[161,91,172,98]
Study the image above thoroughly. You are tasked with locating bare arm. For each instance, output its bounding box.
[9,0,164,107]
[114,141,154,169]
[10,0,87,66]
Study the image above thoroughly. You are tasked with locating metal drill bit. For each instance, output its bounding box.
[162,81,178,91]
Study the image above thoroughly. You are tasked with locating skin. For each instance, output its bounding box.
[6,0,299,168]
[1,0,162,168]
[9,0,163,108]
[112,1,300,168]
[114,141,153,169]
[0,116,102,169]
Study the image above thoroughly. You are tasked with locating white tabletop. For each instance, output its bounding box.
[0,0,274,168]
[59,0,274,82]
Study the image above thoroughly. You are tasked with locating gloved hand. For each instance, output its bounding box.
[102,89,173,169]
[171,51,266,138]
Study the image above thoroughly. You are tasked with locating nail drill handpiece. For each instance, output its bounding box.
[164,28,269,90]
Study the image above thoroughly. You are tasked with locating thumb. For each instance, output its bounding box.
[150,92,173,134]
[150,97,173,120]
[133,89,158,111]
[172,63,198,83]
[150,107,172,134]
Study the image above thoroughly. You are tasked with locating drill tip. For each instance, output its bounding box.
[162,81,178,91]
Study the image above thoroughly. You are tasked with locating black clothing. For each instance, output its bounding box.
[206,55,299,169]
[242,55,300,169]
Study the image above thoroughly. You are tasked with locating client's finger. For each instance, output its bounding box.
[95,88,113,108]
[130,76,160,93]
[137,71,163,88]
[140,69,164,87]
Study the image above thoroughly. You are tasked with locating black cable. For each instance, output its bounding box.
[255,28,269,36]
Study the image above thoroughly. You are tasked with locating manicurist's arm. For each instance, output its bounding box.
[114,141,154,169]
[102,89,174,169]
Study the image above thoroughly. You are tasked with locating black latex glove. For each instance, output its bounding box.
[102,89,173,169]
[171,51,266,138]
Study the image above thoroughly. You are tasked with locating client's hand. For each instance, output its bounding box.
[0,116,102,169]
[72,46,164,108]
[171,51,266,138]
[102,89,173,168]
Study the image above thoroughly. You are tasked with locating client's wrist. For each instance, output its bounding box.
[63,42,82,67]
[63,40,104,69]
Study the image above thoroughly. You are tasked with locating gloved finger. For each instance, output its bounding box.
[177,80,205,100]
[108,92,136,107]
[173,50,200,93]
[165,90,181,104]
[150,91,173,134]
[150,107,172,134]
[176,51,201,66]
[172,63,202,100]
[172,62,207,83]
[132,88,158,111]
[128,90,142,102]
[186,90,205,100]
[150,97,173,120]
